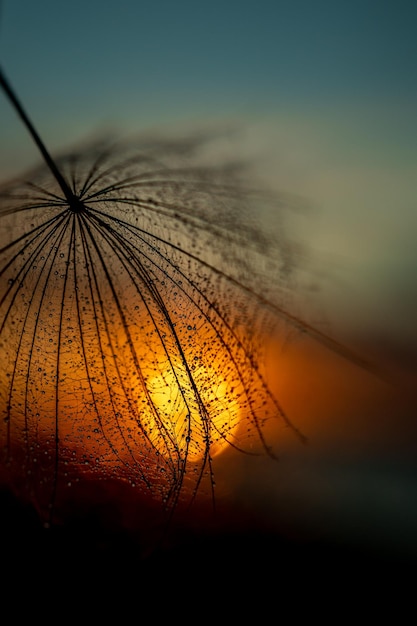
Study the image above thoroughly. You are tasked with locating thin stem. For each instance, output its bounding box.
[0,64,83,211]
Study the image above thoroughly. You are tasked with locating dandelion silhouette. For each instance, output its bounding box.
[0,64,374,533]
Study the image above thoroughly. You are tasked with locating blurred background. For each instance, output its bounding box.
[0,0,416,582]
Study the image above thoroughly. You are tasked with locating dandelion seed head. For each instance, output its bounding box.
[0,134,302,522]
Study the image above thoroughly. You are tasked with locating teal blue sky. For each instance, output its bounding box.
[1,0,416,156]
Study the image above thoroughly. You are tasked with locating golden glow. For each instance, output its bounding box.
[0,142,287,517]
[144,361,242,462]
[0,300,247,500]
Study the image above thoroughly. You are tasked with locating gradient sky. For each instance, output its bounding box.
[1,0,416,560]
[1,0,416,297]
[1,1,416,156]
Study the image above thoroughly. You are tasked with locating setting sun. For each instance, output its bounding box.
[144,355,242,463]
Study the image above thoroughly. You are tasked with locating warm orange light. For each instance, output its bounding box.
[0,284,248,514]
[0,174,283,518]
[144,360,241,463]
